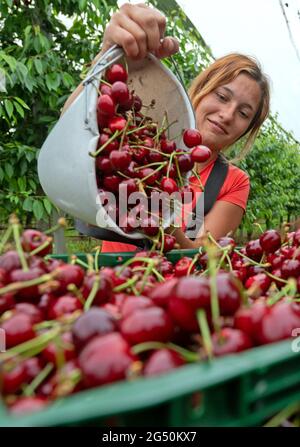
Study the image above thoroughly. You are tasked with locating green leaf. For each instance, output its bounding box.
[79,0,87,11]
[4,162,13,178]
[14,97,30,110]
[43,197,52,215]
[4,99,14,118]
[23,197,33,212]
[45,72,60,91]
[17,177,26,191]
[33,200,44,220]
[0,166,4,183]
[0,53,17,71]
[34,58,43,75]
[13,101,25,118]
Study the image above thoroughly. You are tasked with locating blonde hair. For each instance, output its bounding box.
[189,53,270,161]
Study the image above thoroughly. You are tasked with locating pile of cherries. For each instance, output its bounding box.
[91,62,211,244]
[0,220,299,417]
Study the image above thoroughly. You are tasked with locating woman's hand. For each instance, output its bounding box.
[102,2,179,59]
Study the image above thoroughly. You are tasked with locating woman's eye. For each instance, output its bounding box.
[216,92,227,101]
[240,110,249,119]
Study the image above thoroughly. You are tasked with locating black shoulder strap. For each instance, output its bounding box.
[185,154,229,238]
[203,154,229,215]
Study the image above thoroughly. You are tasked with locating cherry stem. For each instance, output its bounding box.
[253,222,264,234]
[233,249,269,268]
[191,169,204,191]
[23,363,54,397]
[130,144,168,158]
[84,274,101,311]
[187,253,199,275]
[159,227,165,255]
[118,113,131,149]
[116,256,155,275]
[0,327,60,361]
[67,284,85,306]
[151,267,165,282]
[93,246,101,272]
[131,341,199,363]
[0,224,13,254]
[89,130,121,157]
[44,217,67,235]
[134,161,165,171]
[112,274,140,293]
[139,259,155,293]
[29,237,52,257]
[197,308,213,360]
[10,215,29,272]
[0,271,53,296]
[206,243,221,334]
[166,151,175,178]
[267,278,297,306]
[71,256,90,270]
[174,157,184,188]
[137,161,167,185]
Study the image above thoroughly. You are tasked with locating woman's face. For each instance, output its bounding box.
[195,73,262,152]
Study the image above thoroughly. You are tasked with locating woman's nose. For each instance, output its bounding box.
[219,103,236,122]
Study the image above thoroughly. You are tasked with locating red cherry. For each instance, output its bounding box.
[215,272,242,316]
[41,331,75,365]
[143,348,185,376]
[245,273,271,298]
[55,264,85,295]
[212,328,253,356]
[234,300,268,340]
[9,267,45,302]
[281,259,300,279]
[81,272,113,306]
[1,313,35,348]
[147,278,178,307]
[183,128,202,148]
[0,250,21,273]
[168,277,210,332]
[103,174,122,192]
[8,397,47,416]
[97,94,115,117]
[2,362,27,394]
[174,256,195,277]
[120,306,174,345]
[161,176,179,194]
[105,63,128,84]
[47,295,83,320]
[245,239,263,262]
[96,156,113,175]
[141,215,160,237]
[0,292,15,315]
[162,234,176,252]
[120,295,153,318]
[108,116,127,132]
[100,84,112,96]
[72,308,117,353]
[191,145,212,163]
[259,229,282,254]
[139,168,160,185]
[176,153,194,172]
[78,333,136,388]
[21,229,52,257]
[15,302,43,324]
[119,178,138,196]
[109,149,131,171]
[160,139,176,154]
[97,132,119,155]
[111,81,130,105]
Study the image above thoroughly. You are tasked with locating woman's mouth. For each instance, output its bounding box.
[207,119,227,135]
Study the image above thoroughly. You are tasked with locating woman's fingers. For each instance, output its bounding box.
[102,3,170,59]
[154,37,180,59]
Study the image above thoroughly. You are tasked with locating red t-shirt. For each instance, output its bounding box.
[101,159,250,253]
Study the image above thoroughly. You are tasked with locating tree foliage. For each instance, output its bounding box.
[0,0,299,235]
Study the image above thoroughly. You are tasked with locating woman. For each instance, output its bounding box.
[63,3,270,252]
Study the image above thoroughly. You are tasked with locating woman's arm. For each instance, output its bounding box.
[173,200,245,249]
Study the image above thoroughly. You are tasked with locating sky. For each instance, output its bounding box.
[176,0,300,142]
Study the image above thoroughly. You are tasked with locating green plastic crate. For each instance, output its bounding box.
[0,250,300,427]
